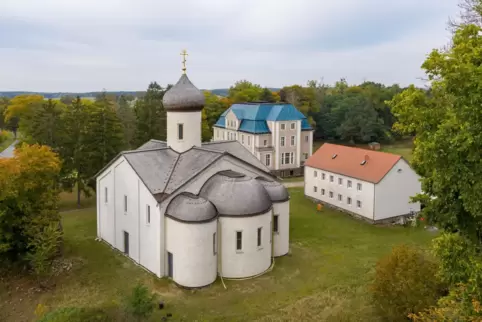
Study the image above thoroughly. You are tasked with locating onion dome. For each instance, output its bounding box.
[162,74,205,111]
[256,177,290,203]
[200,170,272,216]
[166,192,217,223]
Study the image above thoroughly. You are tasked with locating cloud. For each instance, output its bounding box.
[0,0,459,91]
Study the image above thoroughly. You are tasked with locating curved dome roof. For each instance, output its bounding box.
[163,74,205,111]
[166,192,217,223]
[256,177,290,203]
[200,170,272,216]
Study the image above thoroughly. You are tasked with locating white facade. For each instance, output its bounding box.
[304,159,420,221]
[97,156,161,275]
[272,201,290,257]
[165,218,217,288]
[218,212,272,278]
[96,153,291,287]
[167,111,202,153]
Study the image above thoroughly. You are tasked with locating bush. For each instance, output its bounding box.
[0,130,8,144]
[123,283,156,321]
[371,244,444,321]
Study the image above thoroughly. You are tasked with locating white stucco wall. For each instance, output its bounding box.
[218,211,272,278]
[97,156,161,276]
[304,166,375,220]
[165,218,217,287]
[273,201,289,257]
[167,111,202,153]
[374,159,421,220]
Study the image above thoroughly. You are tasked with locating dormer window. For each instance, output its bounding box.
[332,154,337,159]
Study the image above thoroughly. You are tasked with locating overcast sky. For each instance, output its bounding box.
[0,0,459,92]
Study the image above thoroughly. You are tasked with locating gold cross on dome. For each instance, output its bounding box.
[180,49,188,74]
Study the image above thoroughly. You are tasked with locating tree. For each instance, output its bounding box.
[203,91,230,139]
[4,94,44,138]
[0,144,61,263]
[388,24,482,242]
[116,94,136,149]
[26,99,65,149]
[83,92,125,189]
[58,97,92,208]
[260,88,276,102]
[228,80,263,103]
[134,82,167,146]
[449,0,482,30]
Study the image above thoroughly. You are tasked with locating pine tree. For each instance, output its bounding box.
[84,92,125,188]
[134,82,168,146]
[28,99,65,150]
[116,95,137,149]
[58,97,91,207]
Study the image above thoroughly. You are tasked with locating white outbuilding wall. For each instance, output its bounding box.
[304,165,375,220]
[374,159,421,220]
[272,201,290,257]
[218,210,272,278]
[165,218,218,288]
[167,111,202,153]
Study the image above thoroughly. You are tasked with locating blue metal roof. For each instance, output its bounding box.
[215,103,312,134]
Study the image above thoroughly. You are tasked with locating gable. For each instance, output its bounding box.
[306,143,401,183]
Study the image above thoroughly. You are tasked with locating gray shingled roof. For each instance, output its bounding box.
[256,177,290,203]
[199,170,272,216]
[162,74,205,111]
[166,192,218,223]
[137,140,167,150]
[200,141,270,172]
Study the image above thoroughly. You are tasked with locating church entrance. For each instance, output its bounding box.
[167,252,173,278]
[123,231,129,255]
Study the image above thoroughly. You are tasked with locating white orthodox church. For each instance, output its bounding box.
[95,60,290,288]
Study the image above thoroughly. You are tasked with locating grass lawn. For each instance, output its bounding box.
[281,176,304,183]
[0,131,15,152]
[0,188,434,321]
[58,186,96,212]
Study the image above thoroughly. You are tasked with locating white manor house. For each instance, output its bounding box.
[95,64,290,288]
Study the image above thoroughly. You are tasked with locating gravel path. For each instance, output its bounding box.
[0,140,18,158]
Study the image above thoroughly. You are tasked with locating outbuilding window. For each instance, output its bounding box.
[357,200,362,208]
[322,173,326,180]
[313,186,318,193]
[265,154,271,167]
[213,232,217,255]
[338,194,342,202]
[177,123,184,140]
[321,188,325,195]
[291,122,295,130]
[257,227,262,247]
[347,180,352,188]
[273,215,279,233]
[357,183,363,191]
[330,175,334,182]
[146,205,150,224]
[338,178,343,185]
[264,139,267,146]
[280,136,285,147]
[236,231,242,251]
[329,191,334,198]
[290,135,295,146]
[347,197,352,205]
[281,123,286,130]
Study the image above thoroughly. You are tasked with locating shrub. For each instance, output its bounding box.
[371,244,444,321]
[0,130,8,144]
[123,283,156,321]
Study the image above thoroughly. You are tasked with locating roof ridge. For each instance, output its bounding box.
[323,143,403,158]
[201,140,237,146]
[161,153,182,194]
[191,146,224,154]
[122,147,171,155]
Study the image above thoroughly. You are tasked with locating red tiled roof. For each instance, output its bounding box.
[305,143,402,183]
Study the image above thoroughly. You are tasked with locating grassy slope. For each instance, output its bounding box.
[0,131,15,153]
[58,187,96,212]
[0,188,433,321]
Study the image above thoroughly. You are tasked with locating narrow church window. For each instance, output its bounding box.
[305,135,309,142]
[273,215,279,233]
[236,231,242,251]
[104,187,108,203]
[264,139,267,146]
[178,123,184,140]
[146,205,151,224]
[257,227,262,247]
[248,136,251,146]
[242,134,244,144]
[124,195,127,213]
[265,154,271,166]
[213,232,217,255]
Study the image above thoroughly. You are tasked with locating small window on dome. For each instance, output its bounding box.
[332,154,337,159]
[360,160,367,165]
